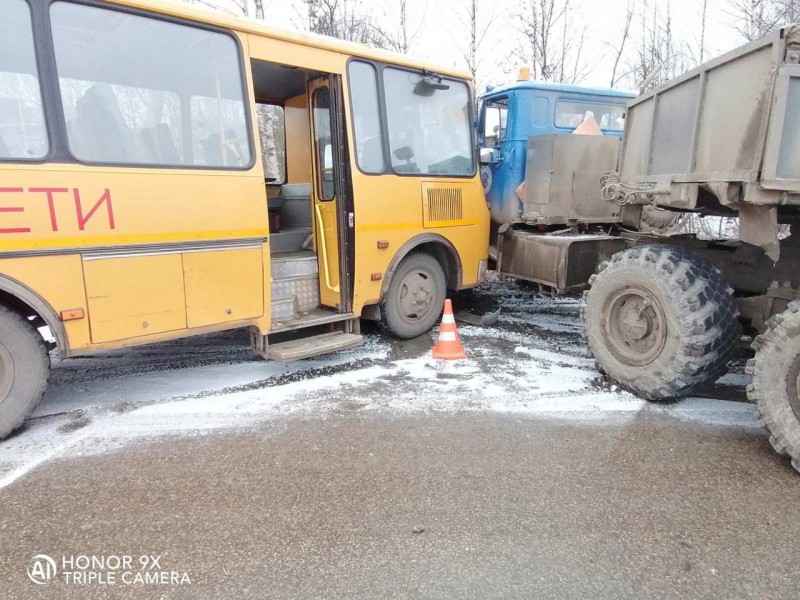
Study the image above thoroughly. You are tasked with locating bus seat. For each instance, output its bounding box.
[72,83,139,163]
[139,124,180,165]
[280,183,312,228]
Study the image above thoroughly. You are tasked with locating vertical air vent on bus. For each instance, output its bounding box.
[423,185,463,227]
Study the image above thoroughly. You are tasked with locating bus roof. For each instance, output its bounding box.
[481,80,637,100]
[107,0,474,81]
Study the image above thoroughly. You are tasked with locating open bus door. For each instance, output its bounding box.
[307,76,352,312]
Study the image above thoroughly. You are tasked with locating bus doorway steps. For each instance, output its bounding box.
[250,316,362,361]
[268,330,363,361]
[270,250,320,322]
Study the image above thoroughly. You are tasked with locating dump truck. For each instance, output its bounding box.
[478,25,800,471]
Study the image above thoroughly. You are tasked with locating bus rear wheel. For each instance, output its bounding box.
[380,253,446,339]
[0,305,50,439]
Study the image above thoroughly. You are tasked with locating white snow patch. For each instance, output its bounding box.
[0,275,761,490]
[715,372,750,388]
[655,398,760,429]
[38,326,55,344]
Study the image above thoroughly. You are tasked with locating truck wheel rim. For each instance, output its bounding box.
[0,342,14,402]
[605,286,667,366]
[396,269,435,324]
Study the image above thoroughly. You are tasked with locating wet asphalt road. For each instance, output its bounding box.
[2,412,800,599]
[0,277,793,598]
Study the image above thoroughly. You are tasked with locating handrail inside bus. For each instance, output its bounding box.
[314,204,340,293]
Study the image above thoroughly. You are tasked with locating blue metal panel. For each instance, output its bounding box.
[479,82,635,227]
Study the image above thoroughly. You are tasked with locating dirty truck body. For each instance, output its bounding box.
[484,25,800,472]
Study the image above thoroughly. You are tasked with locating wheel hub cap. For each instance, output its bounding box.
[605,287,667,366]
[0,341,14,402]
[398,270,434,323]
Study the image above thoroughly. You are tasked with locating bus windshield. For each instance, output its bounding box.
[383,68,474,176]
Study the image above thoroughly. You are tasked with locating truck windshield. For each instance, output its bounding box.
[383,67,474,176]
[555,100,625,132]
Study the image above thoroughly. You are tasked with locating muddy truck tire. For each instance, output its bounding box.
[582,245,740,400]
[0,305,50,438]
[640,206,682,231]
[380,253,446,339]
[747,301,800,472]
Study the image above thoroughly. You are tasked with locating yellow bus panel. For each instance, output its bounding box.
[84,254,187,343]
[184,248,264,328]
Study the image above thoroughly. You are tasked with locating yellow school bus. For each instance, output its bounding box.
[0,0,489,437]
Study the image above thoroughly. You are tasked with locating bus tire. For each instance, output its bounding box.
[0,305,50,439]
[582,244,739,400]
[747,301,800,472]
[380,253,446,339]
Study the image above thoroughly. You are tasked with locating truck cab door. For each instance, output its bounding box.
[479,96,515,226]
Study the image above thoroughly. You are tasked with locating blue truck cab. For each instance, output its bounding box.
[477,78,636,231]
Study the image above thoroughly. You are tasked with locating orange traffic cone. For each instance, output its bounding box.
[432,299,467,360]
[572,112,603,136]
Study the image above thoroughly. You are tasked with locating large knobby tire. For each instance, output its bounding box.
[380,253,446,339]
[582,244,740,400]
[0,305,50,438]
[640,206,682,231]
[747,301,800,472]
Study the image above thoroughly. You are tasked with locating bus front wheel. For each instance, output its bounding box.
[380,253,446,340]
[0,305,50,439]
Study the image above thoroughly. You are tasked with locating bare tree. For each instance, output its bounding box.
[727,0,800,41]
[253,0,264,20]
[699,0,708,62]
[183,0,267,19]
[304,0,377,43]
[516,0,590,84]
[622,1,691,91]
[452,0,495,83]
[608,2,634,88]
[371,0,427,54]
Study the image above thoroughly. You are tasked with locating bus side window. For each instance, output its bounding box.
[0,0,48,161]
[347,61,386,174]
[50,1,252,169]
[312,87,335,201]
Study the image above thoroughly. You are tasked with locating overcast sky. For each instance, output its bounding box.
[194,0,747,91]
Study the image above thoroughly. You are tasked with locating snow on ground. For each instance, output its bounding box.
[0,274,761,489]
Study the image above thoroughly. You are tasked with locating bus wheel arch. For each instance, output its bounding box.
[0,276,67,355]
[381,235,463,299]
[377,236,461,339]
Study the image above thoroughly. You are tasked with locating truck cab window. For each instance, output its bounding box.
[555,100,625,132]
[482,99,508,148]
